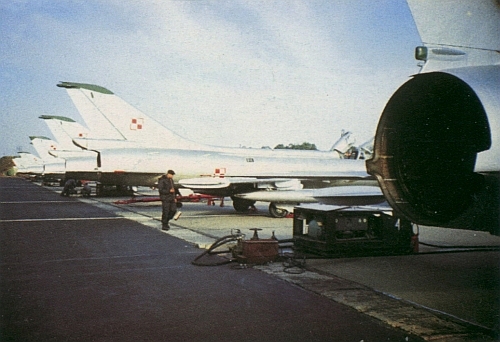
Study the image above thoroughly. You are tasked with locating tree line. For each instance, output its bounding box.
[273,142,317,150]
[0,156,16,176]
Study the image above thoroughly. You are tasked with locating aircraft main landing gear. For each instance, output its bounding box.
[231,197,256,213]
[269,203,289,218]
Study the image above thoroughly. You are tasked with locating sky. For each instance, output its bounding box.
[0,0,421,157]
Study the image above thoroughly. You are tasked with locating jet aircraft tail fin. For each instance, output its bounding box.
[407,0,500,72]
[15,152,42,167]
[329,130,355,156]
[39,115,89,151]
[57,82,206,150]
[29,136,60,161]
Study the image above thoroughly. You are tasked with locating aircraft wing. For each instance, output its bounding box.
[180,175,384,218]
[179,169,372,188]
[233,186,385,206]
[179,177,306,190]
[179,175,383,215]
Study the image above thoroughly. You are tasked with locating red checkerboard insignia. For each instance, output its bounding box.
[130,118,144,130]
[214,168,226,178]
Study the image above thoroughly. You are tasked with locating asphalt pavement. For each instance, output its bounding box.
[2,177,499,341]
[103,185,500,339]
[0,177,425,342]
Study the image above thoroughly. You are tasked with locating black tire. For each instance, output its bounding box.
[231,197,255,212]
[269,203,288,218]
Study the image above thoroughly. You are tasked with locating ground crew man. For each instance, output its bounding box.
[158,170,181,230]
[81,182,92,197]
[60,179,77,197]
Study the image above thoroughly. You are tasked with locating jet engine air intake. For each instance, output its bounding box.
[367,71,499,234]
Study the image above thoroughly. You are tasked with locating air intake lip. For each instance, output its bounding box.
[367,72,490,225]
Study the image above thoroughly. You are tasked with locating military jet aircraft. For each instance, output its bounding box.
[367,0,500,234]
[38,115,100,176]
[56,82,378,217]
[12,152,44,178]
[29,136,66,184]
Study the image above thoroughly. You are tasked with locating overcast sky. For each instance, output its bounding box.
[1,0,421,156]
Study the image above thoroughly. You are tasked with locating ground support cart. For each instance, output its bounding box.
[293,204,414,257]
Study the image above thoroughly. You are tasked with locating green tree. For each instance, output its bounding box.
[0,156,16,176]
[274,142,317,150]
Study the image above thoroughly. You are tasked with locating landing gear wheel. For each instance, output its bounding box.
[231,197,255,213]
[269,203,288,218]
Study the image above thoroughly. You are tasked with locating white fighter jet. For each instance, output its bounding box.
[29,136,66,183]
[12,152,44,177]
[56,82,379,217]
[367,0,500,234]
[38,115,101,178]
